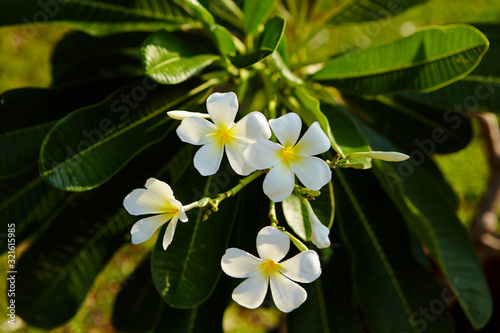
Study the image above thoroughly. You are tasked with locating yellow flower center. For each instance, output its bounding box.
[281,147,296,162]
[259,259,280,277]
[216,127,232,143]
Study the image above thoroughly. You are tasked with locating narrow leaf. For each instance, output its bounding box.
[244,0,278,34]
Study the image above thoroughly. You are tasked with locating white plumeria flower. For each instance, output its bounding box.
[123,178,195,250]
[244,113,332,202]
[173,92,271,176]
[303,200,331,249]
[221,226,321,313]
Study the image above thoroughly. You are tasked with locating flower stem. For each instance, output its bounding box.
[269,201,279,226]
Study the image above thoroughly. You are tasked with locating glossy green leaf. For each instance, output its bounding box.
[51,31,147,84]
[151,163,241,308]
[40,79,210,191]
[229,16,285,68]
[141,30,220,85]
[345,94,473,154]
[330,0,427,25]
[404,24,500,113]
[244,0,278,34]
[357,125,492,329]
[334,168,455,333]
[0,0,198,36]
[282,182,334,242]
[0,168,67,253]
[0,78,133,178]
[312,25,489,96]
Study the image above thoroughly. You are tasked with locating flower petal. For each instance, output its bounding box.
[130,214,169,244]
[257,226,290,262]
[123,189,166,215]
[193,139,224,176]
[244,139,282,170]
[279,250,322,283]
[304,200,331,248]
[206,92,238,130]
[291,156,331,191]
[177,116,217,145]
[232,273,269,309]
[263,161,295,202]
[167,110,211,120]
[269,272,307,313]
[170,198,188,222]
[231,111,271,143]
[221,248,262,278]
[162,216,178,250]
[225,139,255,176]
[294,122,331,156]
[269,113,301,148]
[145,178,174,201]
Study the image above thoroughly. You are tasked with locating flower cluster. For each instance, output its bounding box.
[123,91,409,313]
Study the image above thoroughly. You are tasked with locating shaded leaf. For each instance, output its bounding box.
[356,122,492,329]
[40,78,210,191]
[0,0,198,36]
[230,16,285,68]
[333,168,455,333]
[312,25,489,96]
[0,77,133,178]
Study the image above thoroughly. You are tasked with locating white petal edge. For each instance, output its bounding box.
[292,156,332,191]
[130,214,168,244]
[167,110,211,120]
[176,117,217,145]
[206,92,238,130]
[225,139,255,176]
[304,200,331,248]
[221,248,262,278]
[170,198,188,222]
[269,272,307,313]
[162,216,178,250]
[145,178,174,201]
[193,139,225,176]
[279,250,322,283]
[263,161,296,202]
[244,139,282,170]
[231,111,272,143]
[123,188,167,215]
[232,273,269,309]
[294,122,331,156]
[256,226,290,262]
[269,113,301,148]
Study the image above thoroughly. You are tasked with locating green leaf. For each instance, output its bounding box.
[151,163,241,308]
[39,79,210,191]
[0,168,67,253]
[0,77,133,178]
[51,31,147,84]
[141,30,220,85]
[229,16,285,68]
[345,94,473,154]
[312,25,490,96]
[403,24,500,113]
[282,182,334,242]
[0,0,198,36]
[333,168,455,333]
[358,125,492,329]
[243,0,278,34]
[330,0,427,25]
